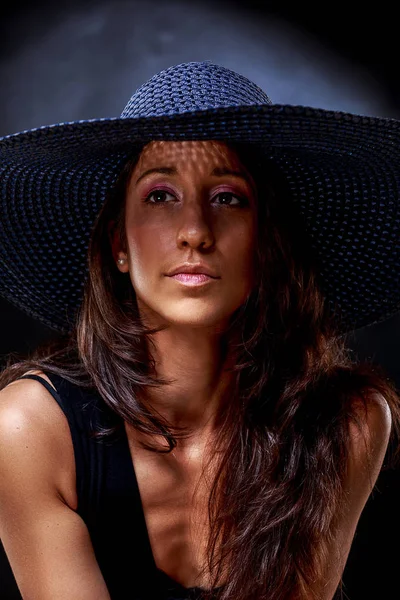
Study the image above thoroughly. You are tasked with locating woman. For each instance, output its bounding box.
[0,61,399,600]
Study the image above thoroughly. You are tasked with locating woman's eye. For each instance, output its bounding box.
[145,190,174,204]
[144,189,248,206]
[213,192,247,206]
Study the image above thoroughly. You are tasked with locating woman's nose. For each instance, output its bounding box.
[175,198,215,249]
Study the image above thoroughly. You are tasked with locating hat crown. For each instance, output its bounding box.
[120,60,272,119]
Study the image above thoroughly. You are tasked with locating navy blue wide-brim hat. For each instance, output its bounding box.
[0,60,399,335]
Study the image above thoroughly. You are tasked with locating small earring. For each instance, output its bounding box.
[117,258,126,265]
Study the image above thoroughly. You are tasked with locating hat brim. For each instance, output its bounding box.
[0,104,399,334]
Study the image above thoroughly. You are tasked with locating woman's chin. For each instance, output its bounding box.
[158,310,234,330]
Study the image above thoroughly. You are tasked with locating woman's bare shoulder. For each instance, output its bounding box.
[0,369,64,433]
[0,369,77,510]
[348,390,392,469]
[2,368,57,392]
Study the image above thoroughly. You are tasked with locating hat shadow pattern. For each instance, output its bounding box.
[0,60,399,335]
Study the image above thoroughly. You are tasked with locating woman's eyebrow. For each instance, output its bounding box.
[135,166,176,184]
[135,165,253,187]
[211,166,253,187]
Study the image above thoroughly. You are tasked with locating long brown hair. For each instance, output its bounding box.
[1,142,400,600]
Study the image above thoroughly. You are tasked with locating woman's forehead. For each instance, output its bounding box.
[136,140,245,168]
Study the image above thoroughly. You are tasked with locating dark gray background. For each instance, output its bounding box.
[1,2,399,598]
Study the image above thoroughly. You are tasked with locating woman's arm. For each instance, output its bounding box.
[311,391,392,600]
[0,379,112,600]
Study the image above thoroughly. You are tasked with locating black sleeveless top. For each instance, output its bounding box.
[17,371,223,600]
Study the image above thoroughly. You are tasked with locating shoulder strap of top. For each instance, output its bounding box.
[17,373,64,406]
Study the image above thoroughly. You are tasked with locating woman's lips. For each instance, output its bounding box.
[169,273,216,285]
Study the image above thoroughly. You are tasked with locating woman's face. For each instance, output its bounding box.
[112,140,258,331]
